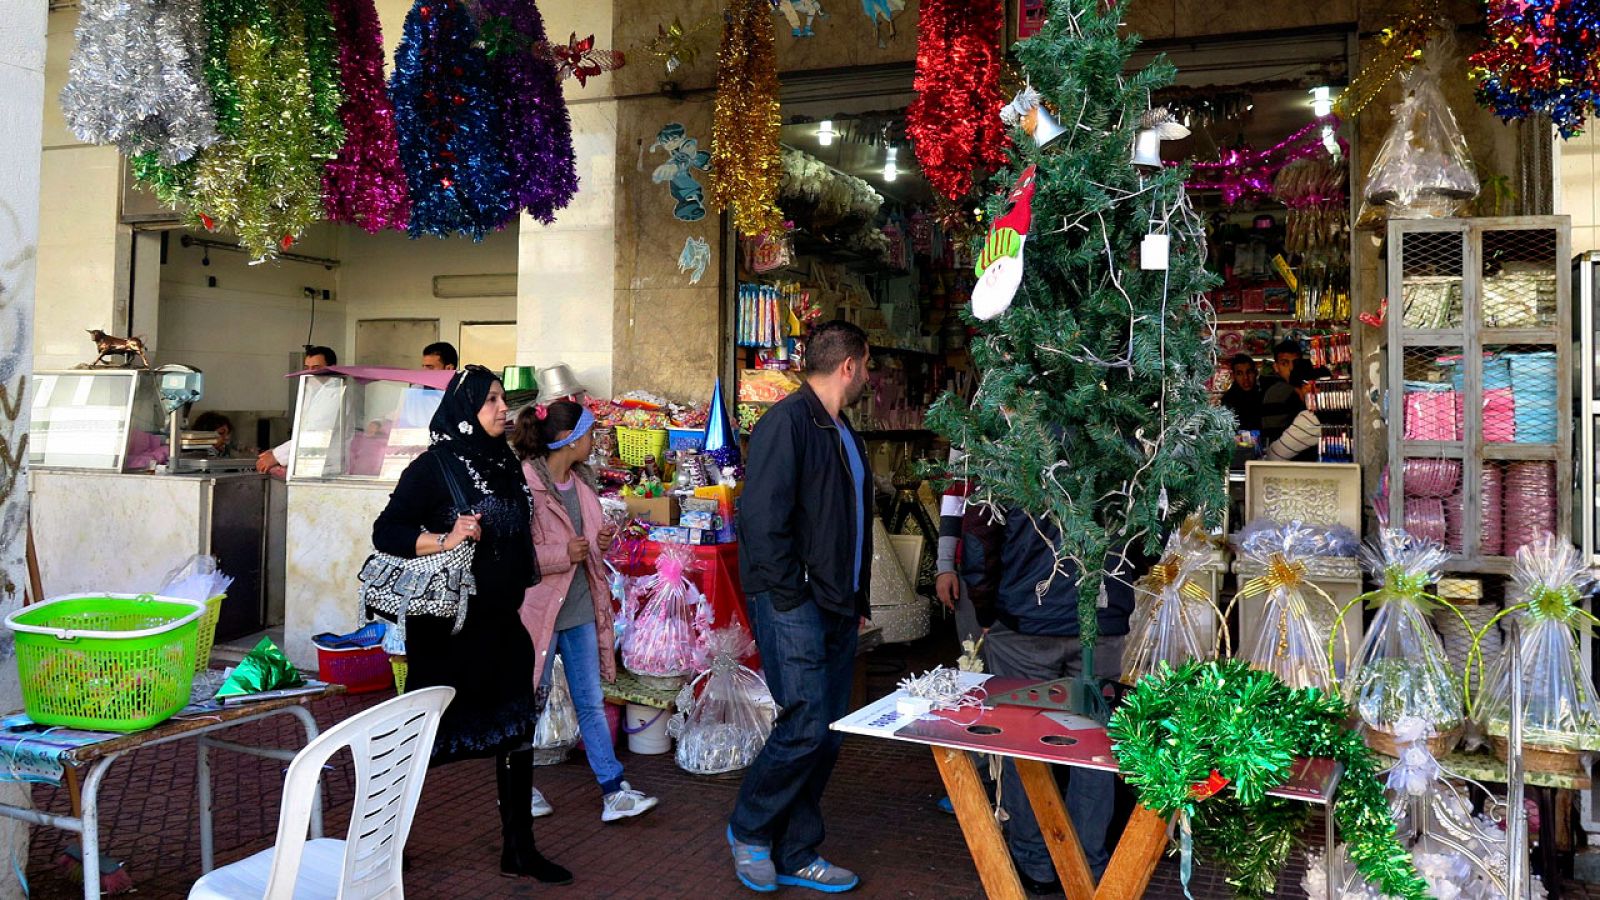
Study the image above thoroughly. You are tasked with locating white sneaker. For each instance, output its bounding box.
[530,787,554,818]
[601,781,659,823]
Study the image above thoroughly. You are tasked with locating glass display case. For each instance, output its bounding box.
[28,369,167,471]
[286,371,444,481]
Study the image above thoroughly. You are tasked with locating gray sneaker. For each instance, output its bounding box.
[727,825,776,893]
[777,858,859,893]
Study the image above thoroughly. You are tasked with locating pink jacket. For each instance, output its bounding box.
[519,460,616,693]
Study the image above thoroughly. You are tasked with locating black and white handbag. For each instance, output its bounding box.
[358,454,477,637]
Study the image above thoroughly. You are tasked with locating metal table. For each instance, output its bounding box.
[0,685,343,899]
[834,676,1340,900]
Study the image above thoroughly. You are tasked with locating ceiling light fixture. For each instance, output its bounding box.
[818,120,835,146]
[883,145,899,182]
[1310,86,1333,118]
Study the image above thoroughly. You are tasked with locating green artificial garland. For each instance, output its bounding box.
[1107,659,1426,899]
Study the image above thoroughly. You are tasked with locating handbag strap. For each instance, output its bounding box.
[432,452,472,516]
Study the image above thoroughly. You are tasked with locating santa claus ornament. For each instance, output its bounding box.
[971,164,1037,320]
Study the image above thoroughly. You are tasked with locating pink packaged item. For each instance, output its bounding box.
[1481,388,1517,443]
[1404,389,1459,441]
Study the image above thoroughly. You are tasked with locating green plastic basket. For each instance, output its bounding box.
[6,594,205,732]
[194,594,225,674]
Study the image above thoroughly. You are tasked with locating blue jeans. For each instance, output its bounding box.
[983,624,1125,882]
[541,622,625,794]
[729,592,858,873]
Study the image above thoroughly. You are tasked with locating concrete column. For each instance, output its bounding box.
[0,1,46,893]
[515,0,617,398]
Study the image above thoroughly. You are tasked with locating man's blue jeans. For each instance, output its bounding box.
[541,621,625,794]
[729,592,858,873]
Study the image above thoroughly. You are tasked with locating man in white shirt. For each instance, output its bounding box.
[255,346,338,478]
[1265,359,1327,462]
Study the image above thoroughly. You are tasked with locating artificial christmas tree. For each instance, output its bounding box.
[926,0,1233,716]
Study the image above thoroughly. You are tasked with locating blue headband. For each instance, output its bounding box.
[548,406,596,450]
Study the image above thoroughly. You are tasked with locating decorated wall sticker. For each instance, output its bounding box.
[651,123,713,222]
[679,236,712,284]
[860,0,904,48]
[773,0,826,38]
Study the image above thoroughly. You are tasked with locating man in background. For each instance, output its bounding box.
[422,342,458,371]
[1219,352,1263,432]
[729,320,872,894]
[255,345,338,478]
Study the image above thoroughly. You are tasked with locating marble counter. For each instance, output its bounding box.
[283,479,393,668]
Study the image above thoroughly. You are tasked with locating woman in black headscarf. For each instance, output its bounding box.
[372,365,569,884]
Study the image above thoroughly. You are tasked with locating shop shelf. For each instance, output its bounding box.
[1480,443,1559,460]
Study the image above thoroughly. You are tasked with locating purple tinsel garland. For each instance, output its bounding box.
[477,0,578,225]
[390,0,515,239]
[323,0,411,231]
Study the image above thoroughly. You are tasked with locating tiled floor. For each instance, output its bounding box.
[19,632,1600,898]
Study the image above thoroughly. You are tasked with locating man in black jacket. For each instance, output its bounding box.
[963,504,1138,894]
[728,320,873,894]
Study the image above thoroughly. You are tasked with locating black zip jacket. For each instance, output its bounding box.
[737,381,873,618]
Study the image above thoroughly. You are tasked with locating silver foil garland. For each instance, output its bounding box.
[60,0,219,165]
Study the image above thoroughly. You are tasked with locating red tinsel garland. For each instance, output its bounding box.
[906,0,1009,202]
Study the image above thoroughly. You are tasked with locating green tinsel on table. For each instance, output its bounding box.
[1107,659,1427,899]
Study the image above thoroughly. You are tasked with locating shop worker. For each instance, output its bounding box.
[255,345,338,478]
[963,502,1140,893]
[729,319,871,894]
[422,341,458,371]
[1219,352,1263,432]
[1265,359,1328,462]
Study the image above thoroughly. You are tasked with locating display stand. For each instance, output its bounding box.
[1385,217,1572,574]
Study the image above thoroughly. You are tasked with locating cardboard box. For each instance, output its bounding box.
[679,509,722,531]
[625,495,679,526]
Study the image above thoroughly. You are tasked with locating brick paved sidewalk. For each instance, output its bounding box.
[21,634,1599,898]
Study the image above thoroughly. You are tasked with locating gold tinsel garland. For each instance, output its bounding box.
[1333,0,1443,119]
[708,0,784,238]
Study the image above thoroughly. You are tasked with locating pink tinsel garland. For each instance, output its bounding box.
[322,0,411,231]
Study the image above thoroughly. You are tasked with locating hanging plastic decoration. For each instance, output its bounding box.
[709,0,785,238]
[391,0,516,239]
[477,0,579,225]
[1332,0,1442,120]
[185,9,341,259]
[644,16,708,76]
[60,0,220,166]
[1470,0,1600,137]
[323,0,412,233]
[536,33,626,86]
[905,0,1009,202]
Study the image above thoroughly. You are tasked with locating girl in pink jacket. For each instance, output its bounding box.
[513,401,660,823]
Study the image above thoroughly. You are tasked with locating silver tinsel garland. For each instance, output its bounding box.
[60,0,219,165]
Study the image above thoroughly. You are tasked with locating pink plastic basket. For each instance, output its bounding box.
[316,645,393,694]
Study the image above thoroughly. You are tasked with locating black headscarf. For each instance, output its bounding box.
[427,366,536,589]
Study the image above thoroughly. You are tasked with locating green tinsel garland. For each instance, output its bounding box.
[1107,659,1427,899]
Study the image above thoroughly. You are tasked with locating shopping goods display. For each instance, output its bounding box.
[530,656,580,766]
[478,0,578,225]
[620,544,712,684]
[1339,529,1463,756]
[154,554,233,673]
[668,627,776,775]
[1231,521,1342,692]
[1361,41,1479,221]
[1120,523,1220,684]
[1471,0,1600,136]
[6,594,206,731]
[321,0,411,232]
[905,0,1009,201]
[1110,659,1426,900]
[1472,534,1600,771]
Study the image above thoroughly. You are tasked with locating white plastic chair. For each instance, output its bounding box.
[189,686,454,900]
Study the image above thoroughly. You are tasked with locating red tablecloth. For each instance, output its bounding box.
[617,541,759,669]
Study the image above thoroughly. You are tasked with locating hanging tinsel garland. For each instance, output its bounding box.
[60,0,220,166]
[905,0,1010,202]
[708,0,784,237]
[391,0,516,239]
[477,0,579,225]
[1108,660,1427,900]
[1470,0,1600,137]
[323,0,412,232]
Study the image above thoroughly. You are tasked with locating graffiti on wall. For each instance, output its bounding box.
[0,195,36,657]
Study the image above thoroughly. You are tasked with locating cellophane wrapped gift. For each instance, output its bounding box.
[1233,521,1341,692]
[620,544,712,681]
[667,627,776,775]
[1121,523,1219,684]
[1359,37,1479,223]
[1344,529,1464,754]
[1474,534,1600,754]
[530,656,579,766]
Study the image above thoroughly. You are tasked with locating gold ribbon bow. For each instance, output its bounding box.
[1235,553,1330,607]
[1141,560,1209,605]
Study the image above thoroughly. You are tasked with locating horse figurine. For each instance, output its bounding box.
[86,330,151,368]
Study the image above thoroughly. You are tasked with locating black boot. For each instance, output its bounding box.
[497,750,573,884]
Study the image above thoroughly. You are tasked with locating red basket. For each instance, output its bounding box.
[316,644,393,694]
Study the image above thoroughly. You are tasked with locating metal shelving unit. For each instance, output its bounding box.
[1385,217,1572,574]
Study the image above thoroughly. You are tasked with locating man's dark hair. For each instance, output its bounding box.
[303,345,338,366]
[805,320,869,376]
[423,341,459,368]
[193,411,231,432]
[1229,353,1256,369]
[1273,340,1302,359]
